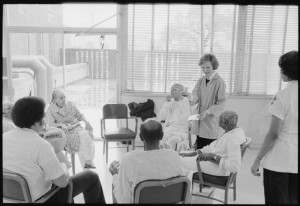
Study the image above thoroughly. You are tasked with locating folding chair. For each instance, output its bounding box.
[192,137,252,204]
[133,176,191,204]
[101,104,138,163]
[3,169,73,203]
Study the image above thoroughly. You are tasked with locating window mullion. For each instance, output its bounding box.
[131,5,135,91]
[229,5,237,95]
[245,6,256,95]
[210,5,215,53]
[150,5,155,92]
[279,6,289,91]
[164,4,170,93]
[234,6,247,94]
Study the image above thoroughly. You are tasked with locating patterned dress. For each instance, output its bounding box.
[46,101,85,154]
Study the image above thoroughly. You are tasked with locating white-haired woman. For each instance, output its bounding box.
[180,111,246,176]
[46,88,95,169]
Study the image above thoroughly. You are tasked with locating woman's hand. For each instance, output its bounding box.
[179,151,197,157]
[251,159,261,176]
[198,111,208,120]
[59,124,68,132]
[85,122,93,132]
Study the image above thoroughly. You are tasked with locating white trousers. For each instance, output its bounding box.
[77,129,95,168]
[160,132,185,150]
[180,156,227,176]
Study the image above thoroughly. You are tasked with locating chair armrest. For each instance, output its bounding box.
[128,116,138,134]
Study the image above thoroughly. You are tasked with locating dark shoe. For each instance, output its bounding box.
[84,163,96,169]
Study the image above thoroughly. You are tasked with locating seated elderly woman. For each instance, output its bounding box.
[180,110,246,176]
[157,83,192,151]
[46,88,96,169]
[2,101,16,133]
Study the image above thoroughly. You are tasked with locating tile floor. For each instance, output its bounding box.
[63,78,265,204]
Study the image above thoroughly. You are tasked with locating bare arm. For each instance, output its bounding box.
[251,115,282,175]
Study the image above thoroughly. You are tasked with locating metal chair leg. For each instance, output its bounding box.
[103,140,105,154]
[132,140,135,150]
[106,141,108,163]
[71,154,75,175]
[233,179,237,201]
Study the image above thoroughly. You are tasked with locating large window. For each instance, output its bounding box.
[125,4,298,96]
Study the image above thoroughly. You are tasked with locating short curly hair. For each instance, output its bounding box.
[219,110,238,131]
[278,50,298,80]
[11,96,45,128]
[198,53,219,70]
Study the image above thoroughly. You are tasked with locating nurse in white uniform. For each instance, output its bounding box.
[251,50,298,204]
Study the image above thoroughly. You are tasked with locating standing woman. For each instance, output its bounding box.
[251,51,298,204]
[190,53,226,149]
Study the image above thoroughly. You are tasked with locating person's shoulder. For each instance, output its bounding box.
[122,150,143,162]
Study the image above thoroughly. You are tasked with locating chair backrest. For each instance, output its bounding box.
[240,137,252,158]
[133,176,191,204]
[103,104,128,119]
[3,169,32,203]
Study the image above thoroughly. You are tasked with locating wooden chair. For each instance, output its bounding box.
[101,104,138,163]
[192,137,252,204]
[133,176,191,204]
[3,169,73,203]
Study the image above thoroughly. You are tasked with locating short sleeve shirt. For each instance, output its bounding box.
[262,81,298,173]
[3,127,65,201]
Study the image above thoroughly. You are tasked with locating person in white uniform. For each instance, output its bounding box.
[157,83,192,151]
[3,96,105,203]
[180,111,246,176]
[251,50,298,204]
[2,100,16,133]
[109,119,188,203]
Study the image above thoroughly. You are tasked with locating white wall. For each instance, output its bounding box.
[121,93,272,147]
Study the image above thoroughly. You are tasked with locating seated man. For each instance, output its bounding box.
[157,83,192,151]
[180,110,247,176]
[46,88,96,169]
[3,100,70,166]
[3,96,105,203]
[109,119,189,203]
[2,100,16,133]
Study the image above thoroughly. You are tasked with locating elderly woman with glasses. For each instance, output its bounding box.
[157,83,192,151]
[180,110,246,176]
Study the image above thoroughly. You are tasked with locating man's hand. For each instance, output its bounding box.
[196,153,214,161]
[109,160,120,176]
[166,95,172,102]
[179,151,197,157]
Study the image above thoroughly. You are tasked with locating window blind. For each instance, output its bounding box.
[126,4,298,96]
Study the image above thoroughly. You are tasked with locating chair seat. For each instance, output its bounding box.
[104,127,136,140]
[193,172,229,186]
